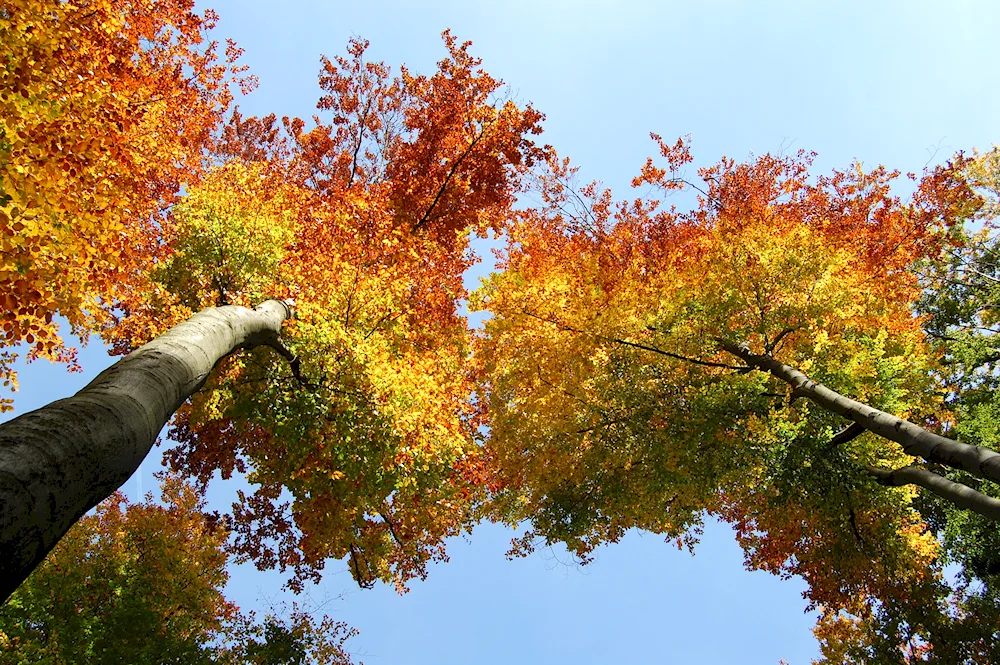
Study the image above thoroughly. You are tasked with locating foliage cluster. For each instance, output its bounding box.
[0,476,356,665]
[0,0,250,410]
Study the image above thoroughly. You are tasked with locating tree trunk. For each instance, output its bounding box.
[0,300,292,603]
[718,339,1000,484]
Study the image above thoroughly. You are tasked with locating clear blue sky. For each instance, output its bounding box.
[6,1,1000,663]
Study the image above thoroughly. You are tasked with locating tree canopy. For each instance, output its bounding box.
[472,141,1000,658]
[104,33,547,593]
[0,0,250,410]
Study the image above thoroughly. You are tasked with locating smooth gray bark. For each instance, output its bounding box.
[867,465,1000,522]
[0,300,292,603]
[718,339,1000,485]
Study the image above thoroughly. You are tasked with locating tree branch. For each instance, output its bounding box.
[261,334,318,392]
[765,326,799,354]
[348,543,375,590]
[412,122,489,232]
[829,422,866,448]
[522,311,750,371]
[348,95,376,187]
[866,464,1000,522]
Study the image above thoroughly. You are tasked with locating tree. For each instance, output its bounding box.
[1,0,249,603]
[0,474,356,665]
[472,138,998,657]
[1,29,546,601]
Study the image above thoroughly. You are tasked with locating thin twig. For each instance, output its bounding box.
[521,310,750,371]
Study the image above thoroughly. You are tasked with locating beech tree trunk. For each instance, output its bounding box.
[719,340,1000,484]
[718,339,1000,521]
[0,300,292,603]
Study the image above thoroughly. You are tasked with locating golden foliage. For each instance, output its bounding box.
[0,0,247,409]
